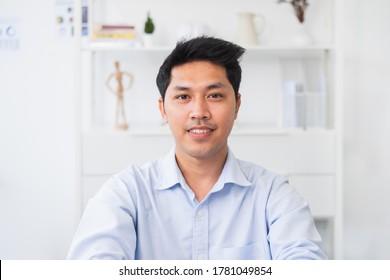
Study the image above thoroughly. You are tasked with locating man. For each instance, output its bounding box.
[67,36,327,260]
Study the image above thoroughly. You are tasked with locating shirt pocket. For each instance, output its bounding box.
[210,241,270,260]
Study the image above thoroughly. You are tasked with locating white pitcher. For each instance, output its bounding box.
[236,12,265,46]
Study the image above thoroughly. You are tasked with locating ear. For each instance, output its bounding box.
[234,93,241,120]
[158,98,167,123]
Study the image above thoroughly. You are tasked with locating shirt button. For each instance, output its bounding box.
[197,254,205,260]
[197,209,204,217]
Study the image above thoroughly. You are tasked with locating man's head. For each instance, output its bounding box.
[157,37,246,161]
[156,36,245,101]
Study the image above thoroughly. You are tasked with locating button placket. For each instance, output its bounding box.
[192,202,209,260]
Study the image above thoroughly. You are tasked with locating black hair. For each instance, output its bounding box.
[156,36,245,101]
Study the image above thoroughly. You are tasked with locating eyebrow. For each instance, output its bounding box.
[207,82,225,90]
[172,82,226,92]
[173,85,190,91]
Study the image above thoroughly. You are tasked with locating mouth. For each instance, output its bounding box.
[187,128,215,134]
[186,125,216,138]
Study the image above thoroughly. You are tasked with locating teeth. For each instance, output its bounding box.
[189,129,211,134]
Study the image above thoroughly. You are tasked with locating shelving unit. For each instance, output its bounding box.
[80,45,333,133]
[74,0,343,259]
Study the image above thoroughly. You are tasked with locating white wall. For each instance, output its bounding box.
[0,0,78,259]
[1,0,390,259]
[343,0,390,259]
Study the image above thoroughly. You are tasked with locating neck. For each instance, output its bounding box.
[175,147,228,202]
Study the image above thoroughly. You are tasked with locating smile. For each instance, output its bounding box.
[188,128,214,134]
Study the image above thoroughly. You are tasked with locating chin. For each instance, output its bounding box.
[182,144,227,159]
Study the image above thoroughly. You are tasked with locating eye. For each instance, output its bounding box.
[208,93,223,99]
[176,94,190,100]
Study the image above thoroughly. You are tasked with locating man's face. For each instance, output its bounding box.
[159,60,241,160]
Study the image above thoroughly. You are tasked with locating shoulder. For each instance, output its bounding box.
[96,156,165,203]
[116,157,163,182]
[113,156,164,190]
[236,158,288,188]
[236,158,309,216]
[233,157,303,204]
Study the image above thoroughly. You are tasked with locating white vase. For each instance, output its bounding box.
[291,23,314,46]
[143,33,155,48]
[236,12,266,46]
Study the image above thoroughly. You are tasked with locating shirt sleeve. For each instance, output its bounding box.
[266,176,328,260]
[67,175,137,260]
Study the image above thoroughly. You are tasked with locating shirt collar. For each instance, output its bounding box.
[155,147,182,190]
[154,147,252,191]
[220,148,252,188]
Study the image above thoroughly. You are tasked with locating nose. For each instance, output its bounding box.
[189,98,211,120]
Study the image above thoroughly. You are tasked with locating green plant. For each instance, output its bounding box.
[144,12,155,34]
[278,0,309,23]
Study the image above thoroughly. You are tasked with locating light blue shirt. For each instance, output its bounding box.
[67,148,327,260]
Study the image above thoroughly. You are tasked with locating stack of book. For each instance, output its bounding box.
[90,24,136,40]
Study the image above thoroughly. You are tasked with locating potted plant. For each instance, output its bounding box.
[143,12,155,47]
[278,0,313,45]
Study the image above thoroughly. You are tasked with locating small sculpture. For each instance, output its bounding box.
[106,61,133,130]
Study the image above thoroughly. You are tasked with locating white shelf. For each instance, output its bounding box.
[82,124,335,137]
[82,40,335,53]
[83,125,172,136]
[82,41,173,52]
